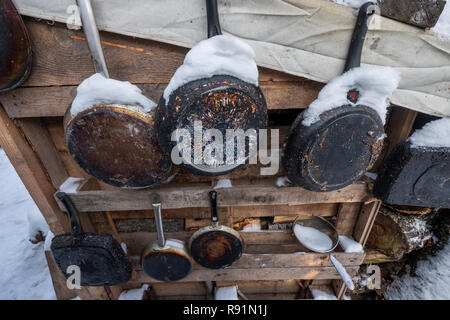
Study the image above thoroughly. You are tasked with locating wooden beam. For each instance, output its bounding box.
[54,181,373,213]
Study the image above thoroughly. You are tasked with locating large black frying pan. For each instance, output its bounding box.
[64,0,172,189]
[155,0,267,176]
[189,190,243,269]
[282,2,384,192]
[141,193,193,281]
[0,0,32,92]
[374,140,450,208]
[51,192,132,286]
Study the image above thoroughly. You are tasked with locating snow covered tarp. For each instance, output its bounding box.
[12,0,450,117]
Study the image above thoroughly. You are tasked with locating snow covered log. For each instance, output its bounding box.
[367,205,433,259]
[378,0,446,29]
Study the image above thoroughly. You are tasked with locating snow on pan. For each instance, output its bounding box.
[408,117,450,148]
[163,35,259,103]
[301,66,400,126]
[293,224,333,252]
[70,73,156,116]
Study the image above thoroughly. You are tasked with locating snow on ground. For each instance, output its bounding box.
[384,241,450,300]
[0,149,56,300]
[432,0,450,39]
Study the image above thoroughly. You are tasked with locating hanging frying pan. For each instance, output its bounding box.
[155,0,267,176]
[374,140,450,208]
[282,2,384,192]
[64,0,172,189]
[189,190,243,269]
[0,0,32,92]
[292,216,355,290]
[141,193,193,282]
[51,192,132,286]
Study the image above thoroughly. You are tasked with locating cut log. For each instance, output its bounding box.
[378,0,447,29]
[367,205,434,259]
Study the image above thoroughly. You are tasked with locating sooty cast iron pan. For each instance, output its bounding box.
[64,0,173,189]
[0,0,32,92]
[51,192,132,286]
[189,190,243,269]
[155,0,267,176]
[282,2,384,192]
[141,193,193,282]
[374,140,450,208]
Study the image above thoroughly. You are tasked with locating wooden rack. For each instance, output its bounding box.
[0,18,418,300]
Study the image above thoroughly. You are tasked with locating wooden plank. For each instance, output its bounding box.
[18,118,69,188]
[384,107,418,159]
[0,81,320,118]
[54,181,373,212]
[131,266,360,283]
[334,203,362,237]
[0,105,67,234]
[44,251,79,300]
[363,249,397,264]
[216,280,300,294]
[353,201,382,247]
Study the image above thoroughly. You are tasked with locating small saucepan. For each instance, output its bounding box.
[293,216,355,290]
[64,0,172,189]
[282,2,384,192]
[189,190,243,269]
[141,193,193,282]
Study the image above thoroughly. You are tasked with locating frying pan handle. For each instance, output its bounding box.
[209,190,219,224]
[343,2,377,73]
[330,254,355,291]
[76,0,109,78]
[55,192,84,238]
[206,0,222,38]
[150,193,166,248]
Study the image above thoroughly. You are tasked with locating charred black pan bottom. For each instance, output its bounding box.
[374,141,450,208]
[51,233,132,286]
[141,250,193,282]
[190,230,243,269]
[282,105,384,192]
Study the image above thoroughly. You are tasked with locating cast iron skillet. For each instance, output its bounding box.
[0,0,32,92]
[51,192,132,286]
[282,2,384,192]
[189,190,243,269]
[64,0,172,189]
[155,0,267,176]
[141,193,193,281]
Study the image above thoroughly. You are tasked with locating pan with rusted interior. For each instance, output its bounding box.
[282,2,384,192]
[189,190,243,269]
[0,0,32,92]
[155,0,267,176]
[64,0,172,189]
[141,193,193,282]
[51,192,132,286]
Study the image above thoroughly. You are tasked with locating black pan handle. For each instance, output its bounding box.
[55,191,84,238]
[209,190,219,224]
[206,0,222,38]
[343,2,377,73]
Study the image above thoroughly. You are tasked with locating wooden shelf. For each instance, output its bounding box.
[54,180,374,213]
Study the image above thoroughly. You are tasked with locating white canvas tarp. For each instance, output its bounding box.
[12,0,450,117]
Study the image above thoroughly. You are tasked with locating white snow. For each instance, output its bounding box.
[118,284,149,300]
[215,285,239,300]
[302,66,400,126]
[431,0,450,39]
[384,241,450,300]
[241,222,262,232]
[275,176,291,187]
[163,35,259,103]
[364,172,378,180]
[213,178,233,189]
[408,117,450,148]
[339,235,364,253]
[311,288,337,300]
[0,149,56,299]
[121,242,128,254]
[44,231,55,251]
[330,254,355,290]
[293,224,333,252]
[70,73,156,116]
[58,177,84,193]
